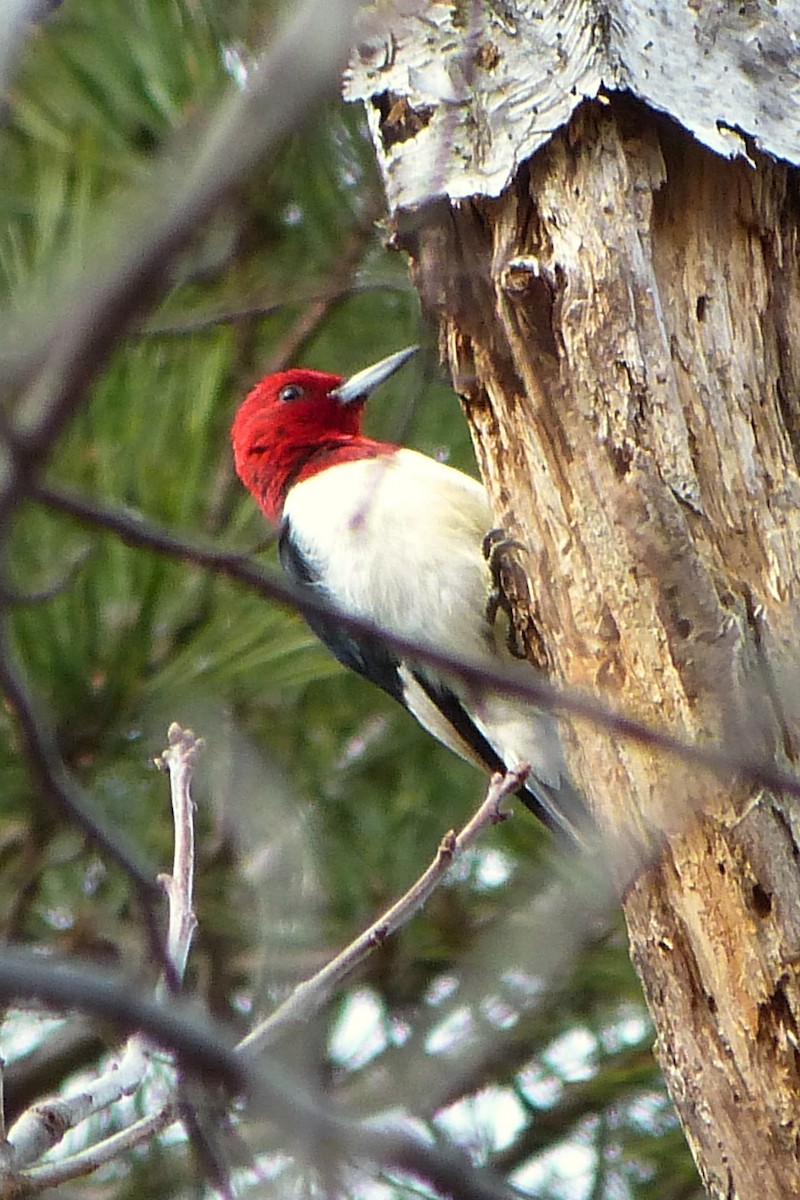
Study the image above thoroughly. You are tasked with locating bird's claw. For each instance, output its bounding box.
[482,528,527,565]
[482,528,529,659]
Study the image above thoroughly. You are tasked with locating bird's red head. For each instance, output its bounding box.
[231,347,418,524]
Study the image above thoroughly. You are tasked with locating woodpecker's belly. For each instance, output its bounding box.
[282,450,494,659]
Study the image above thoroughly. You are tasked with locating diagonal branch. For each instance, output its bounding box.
[16,1104,178,1194]
[240,766,522,1055]
[32,479,800,806]
[0,0,358,499]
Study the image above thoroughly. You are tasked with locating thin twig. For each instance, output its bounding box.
[16,1103,177,1193]
[240,766,523,1055]
[0,548,92,606]
[155,723,202,990]
[2,761,531,1198]
[265,192,388,371]
[1,738,523,1198]
[138,282,409,339]
[5,1042,151,1172]
[32,479,800,803]
[4,725,203,1182]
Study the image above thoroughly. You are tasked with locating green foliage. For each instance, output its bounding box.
[0,2,698,1198]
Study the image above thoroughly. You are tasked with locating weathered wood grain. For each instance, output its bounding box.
[346,0,800,210]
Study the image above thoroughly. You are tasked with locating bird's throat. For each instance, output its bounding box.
[263,436,397,523]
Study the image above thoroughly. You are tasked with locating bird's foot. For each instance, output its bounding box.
[482,528,529,659]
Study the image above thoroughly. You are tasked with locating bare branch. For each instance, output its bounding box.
[4,724,203,1183]
[241,766,523,1055]
[0,548,92,606]
[0,947,521,1200]
[16,1104,176,1194]
[5,1041,151,1172]
[0,751,534,1199]
[155,724,202,990]
[137,282,410,339]
[0,1056,6,1144]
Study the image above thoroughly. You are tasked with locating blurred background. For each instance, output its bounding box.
[0,3,699,1196]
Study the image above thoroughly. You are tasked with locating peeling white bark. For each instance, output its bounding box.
[345,0,800,210]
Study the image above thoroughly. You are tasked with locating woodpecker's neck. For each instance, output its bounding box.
[241,433,398,524]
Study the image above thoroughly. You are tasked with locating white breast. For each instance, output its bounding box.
[285,449,572,795]
[283,449,494,659]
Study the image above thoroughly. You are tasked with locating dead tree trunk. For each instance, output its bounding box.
[348,8,800,1195]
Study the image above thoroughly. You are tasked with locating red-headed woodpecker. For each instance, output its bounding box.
[231,347,588,844]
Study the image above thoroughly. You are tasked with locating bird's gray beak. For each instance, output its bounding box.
[331,345,419,404]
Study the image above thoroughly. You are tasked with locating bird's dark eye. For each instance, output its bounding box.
[279,384,305,403]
